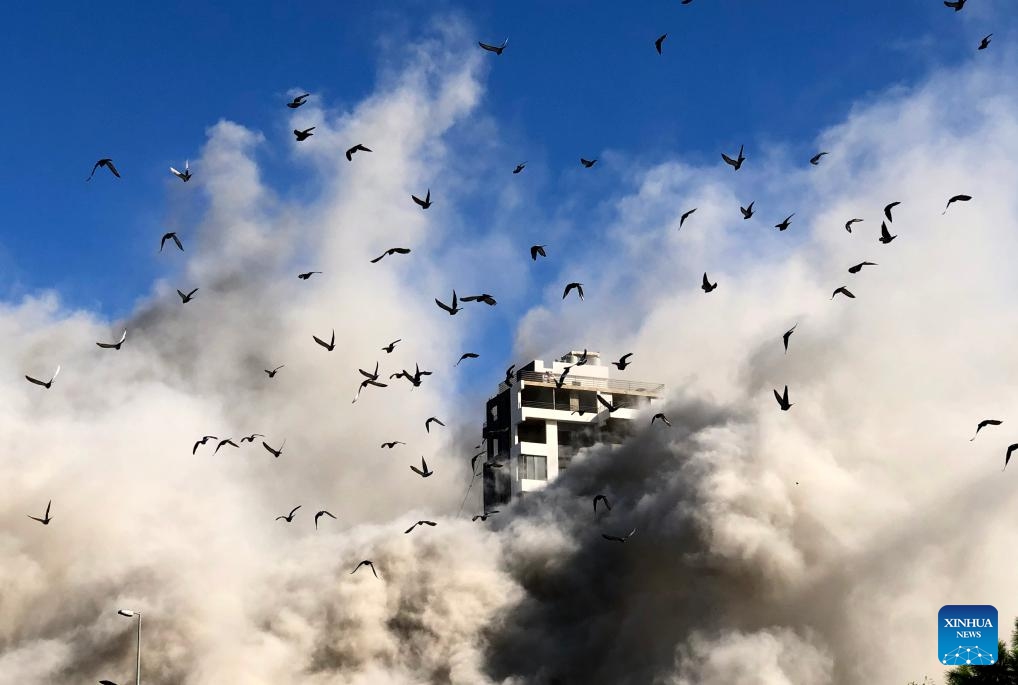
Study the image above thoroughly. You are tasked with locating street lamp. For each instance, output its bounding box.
[117,609,141,685]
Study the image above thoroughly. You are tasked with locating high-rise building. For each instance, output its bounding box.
[482,350,664,509]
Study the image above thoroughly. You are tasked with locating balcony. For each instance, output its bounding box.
[498,370,665,397]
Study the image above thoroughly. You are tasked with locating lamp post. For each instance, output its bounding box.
[117,609,141,685]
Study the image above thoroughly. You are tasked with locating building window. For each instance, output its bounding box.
[490,405,498,421]
[519,454,547,480]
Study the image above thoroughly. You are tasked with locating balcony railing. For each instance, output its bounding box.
[497,370,665,397]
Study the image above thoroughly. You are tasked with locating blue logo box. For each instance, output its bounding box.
[939,605,998,666]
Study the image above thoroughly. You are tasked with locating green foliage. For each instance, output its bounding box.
[943,617,1018,684]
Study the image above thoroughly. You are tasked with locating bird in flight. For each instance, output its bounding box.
[513,162,527,174]
[27,500,53,525]
[345,144,372,161]
[562,282,584,300]
[478,37,508,55]
[87,158,120,181]
[503,365,516,389]
[314,510,336,530]
[848,261,877,274]
[404,520,437,534]
[530,244,547,260]
[845,218,863,233]
[298,271,322,280]
[425,417,445,433]
[461,293,497,306]
[944,0,966,10]
[313,329,336,351]
[773,385,793,411]
[596,394,619,414]
[580,158,597,168]
[652,413,672,427]
[740,201,755,219]
[775,213,794,231]
[240,433,264,443]
[353,362,387,403]
[410,456,434,477]
[593,494,611,515]
[286,93,310,108]
[702,273,717,293]
[264,365,285,378]
[177,288,199,304]
[380,441,405,449]
[970,419,1003,441]
[1005,443,1018,471]
[351,560,380,578]
[655,34,667,54]
[679,208,697,229]
[96,329,127,350]
[883,201,901,222]
[370,247,411,263]
[382,339,401,353]
[214,438,239,454]
[262,439,286,458]
[612,353,633,370]
[192,435,217,455]
[25,365,60,389]
[879,222,897,244]
[170,160,191,182]
[473,510,499,522]
[456,352,479,367]
[555,365,572,389]
[293,127,316,141]
[160,232,183,252]
[809,152,829,166]
[943,194,972,214]
[435,290,462,315]
[978,34,992,50]
[783,324,796,353]
[602,528,637,543]
[412,189,432,209]
[831,286,855,300]
[276,506,301,522]
[722,145,746,170]
[392,363,432,388]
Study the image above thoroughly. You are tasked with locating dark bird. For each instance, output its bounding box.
[775,213,794,231]
[831,286,855,300]
[970,419,1003,441]
[1005,443,1018,471]
[652,413,672,427]
[580,158,597,168]
[845,218,863,233]
[593,494,611,515]
[577,349,591,366]
[286,93,310,108]
[298,271,322,280]
[456,352,480,367]
[380,441,405,449]
[504,365,516,388]
[392,363,432,388]
[276,505,301,522]
[412,189,432,209]
[262,439,286,458]
[810,152,829,166]
[562,282,584,300]
[27,500,52,525]
[612,353,633,370]
[943,194,972,214]
[99,680,118,685]
[160,232,183,252]
[978,34,992,50]
[86,159,120,181]
[382,339,401,353]
[435,290,462,315]
[240,433,264,443]
[679,208,697,229]
[293,127,316,141]
[513,162,527,174]
[848,261,877,274]
[404,520,437,534]
[879,222,897,244]
[596,394,619,413]
[461,293,497,306]
[353,362,387,403]
[345,144,372,161]
[472,510,499,522]
[478,37,508,54]
[655,33,667,54]
[370,247,411,263]
[169,160,191,182]
[425,417,445,433]
[740,201,755,219]
[410,456,434,477]
[783,324,796,353]
[555,365,572,388]
[883,201,901,222]
[944,0,966,10]
[722,144,746,170]
[602,528,637,543]
[351,560,379,578]
[314,510,336,529]
[264,365,285,378]
[702,273,717,293]
[96,329,127,350]
[25,365,60,389]
[313,329,336,351]
[192,435,217,455]
[530,244,547,260]
[177,288,199,304]
[215,438,239,454]
[774,385,793,411]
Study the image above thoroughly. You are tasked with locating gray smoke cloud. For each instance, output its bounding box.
[3,17,1018,685]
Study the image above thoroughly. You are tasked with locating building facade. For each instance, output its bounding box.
[482,350,664,510]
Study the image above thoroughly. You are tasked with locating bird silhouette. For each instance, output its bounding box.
[169,160,191,182]
[214,438,239,454]
[848,261,877,274]
[883,201,901,222]
[286,93,310,108]
[702,273,717,293]
[562,282,585,300]
[410,456,434,477]
[276,506,301,522]
[262,439,286,458]
[978,34,992,50]
[879,222,897,244]
[314,510,336,529]
[555,365,572,389]
[380,441,405,449]
[652,413,672,427]
[412,189,432,209]
[25,365,60,389]
[472,511,499,522]
[192,435,217,455]
[240,433,264,443]
[382,339,401,353]
[87,159,120,181]
[774,385,793,411]
[970,419,1002,441]
[740,201,755,219]
[596,394,619,413]
[775,213,794,231]
[845,218,863,233]
[293,127,316,141]
[612,353,633,370]
[944,0,966,10]
[809,152,829,166]
[503,365,516,389]
[679,208,697,229]
[435,290,462,315]
[478,38,509,54]
[404,520,437,534]
[96,329,127,350]
[351,560,379,578]
[456,352,480,367]
[264,365,285,378]
[580,158,597,168]
[530,244,547,260]
[298,271,322,280]
[425,417,445,433]
[461,293,497,306]
[602,528,637,543]
[160,232,183,252]
[783,324,796,353]
[177,288,199,303]
[831,286,855,300]
[943,194,972,214]
[655,33,667,54]
[313,329,336,351]
[370,247,411,263]
[593,494,612,515]
[1005,443,1018,471]
[513,162,527,174]
[27,500,52,525]
[345,144,372,161]
[722,144,746,170]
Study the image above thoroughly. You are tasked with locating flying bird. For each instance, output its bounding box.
[411,189,432,209]
[530,244,547,260]
[293,127,316,141]
[353,362,387,403]
[775,213,794,231]
[848,261,877,274]
[264,365,285,378]
[404,520,437,534]
[177,288,198,304]
[722,144,746,170]
[435,290,462,315]
[169,160,191,182]
[845,218,863,233]
[503,365,516,389]
[943,194,972,214]
[879,222,897,244]
[160,232,183,252]
[555,365,572,388]
[478,37,509,54]
[380,441,405,449]
[774,385,793,411]
[596,394,619,413]
[944,0,966,10]
[262,439,286,458]
[740,201,755,219]
[831,286,855,300]
[883,201,901,222]
[562,282,585,300]
[652,413,672,427]
[314,510,336,529]
[783,324,796,353]
[679,208,697,229]
[425,417,445,433]
[276,506,301,522]
[970,419,1003,441]
[1005,443,1018,471]
[192,435,217,454]
[382,339,402,353]
[809,152,829,166]
[298,271,322,280]
[27,500,52,525]
[345,144,372,161]
[472,511,499,522]
[370,247,411,263]
[702,272,717,293]
[461,293,497,306]
[580,158,597,168]
[214,438,239,454]
[612,353,633,370]
[410,456,434,477]
[351,560,379,578]
[240,433,264,443]
[593,494,611,515]
[286,93,310,108]
[576,349,590,366]
[978,34,992,50]
[602,528,637,543]
[25,365,60,389]
[313,329,336,351]
[86,158,120,181]
[96,329,127,350]
[513,162,527,174]
[655,33,667,54]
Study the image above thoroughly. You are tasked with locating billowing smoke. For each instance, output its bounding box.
[2,18,1018,685]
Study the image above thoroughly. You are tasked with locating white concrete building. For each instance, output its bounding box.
[482,350,664,509]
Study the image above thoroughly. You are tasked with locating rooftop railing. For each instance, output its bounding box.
[496,370,665,397]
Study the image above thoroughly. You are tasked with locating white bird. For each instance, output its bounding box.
[170,160,191,182]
